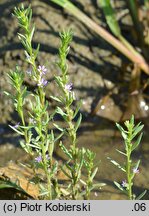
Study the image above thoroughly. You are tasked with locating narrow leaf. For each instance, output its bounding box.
[9,125,24,135]
[90,167,98,181]
[53,123,64,132]
[107,157,126,172]
[99,0,121,37]
[61,166,72,179]
[116,123,127,139]
[30,25,35,41]
[114,181,127,193]
[54,131,64,142]
[132,125,144,140]
[73,100,82,118]
[135,190,147,200]
[28,143,41,149]
[56,107,67,117]
[92,183,106,188]
[131,160,141,180]
[59,142,72,159]
[75,113,82,132]
[132,133,143,151]
[116,149,126,156]
[50,96,62,103]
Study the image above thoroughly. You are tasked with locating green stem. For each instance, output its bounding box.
[127,151,132,200]
[42,146,52,200]
[126,127,133,200]
[39,126,52,200]
[65,105,78,199]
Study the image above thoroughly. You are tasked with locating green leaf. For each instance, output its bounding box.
[132,133,143,151]
[65,162,73,172]
[53,123,64,132]
[3,91,10,96]
[9,125,24,135]
[56,107,67,117]
[59,142,72,159]
[28,143,41,149]
[20,140,32,154]
[99,0,121,37]
[114,181,127,193]
[116,123,127,140]
[92,183,106,188]
[39,190,49,197]
[3,91,14,100]
[130,115,135,126]
[19,125,33,129]
[107,157,126,172]
[54,76,63,89]
[75,113,82,132]
[132,125,144,140]
[51,0,71,8]
[73,100,82,118]
[48,130,55,155]
[20,140,26,149]
[30,25,35,42]
[90,167,98,181]
[131,160,141,180]
[60,165,72,179]
[50,96,62,103]
[116,149,126,156]
[133,122,141,132]
[77,150,84,177]
[17,33,26,40]
[34,43,40,59]
[0,180,25,194]
[135,190,147,200]
[50,161,58,177]
[0,182,15,189]
[54,131,64,142]
[21,87,30,100]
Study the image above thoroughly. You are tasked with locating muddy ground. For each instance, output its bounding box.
[0,0,149,199]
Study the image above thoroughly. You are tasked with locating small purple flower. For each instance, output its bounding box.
[133,167,139,174]
[65,83,73,92]
[37,78,48,87]
[35,154,50,163]
[38,65,47,75]
[35,155,42,163]
[122,180,127,188]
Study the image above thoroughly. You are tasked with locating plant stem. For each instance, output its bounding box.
[126,125,133,200]
[127,151,132,200]
[65,106,78,199]
[42,144,52,199]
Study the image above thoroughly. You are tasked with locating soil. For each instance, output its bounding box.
[0,0,149,199]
